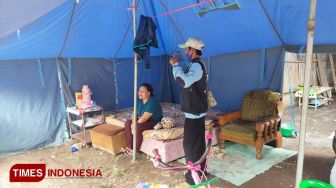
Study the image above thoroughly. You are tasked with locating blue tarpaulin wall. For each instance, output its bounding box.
[0,48,284,155]
[208,47,284,112]
[58,58,117,111]
[0,59,67,154]
[1,0,336,154]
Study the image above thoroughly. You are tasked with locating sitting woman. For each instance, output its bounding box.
[123,83,163,155]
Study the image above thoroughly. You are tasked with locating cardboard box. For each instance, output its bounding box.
[90,124,127,155]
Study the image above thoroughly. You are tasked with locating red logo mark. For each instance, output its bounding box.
[9,164,46,182]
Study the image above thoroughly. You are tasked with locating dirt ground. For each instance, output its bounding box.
[1,96,335,188]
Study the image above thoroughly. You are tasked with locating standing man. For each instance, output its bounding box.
[170,38,208,185]
[330,130,336,186]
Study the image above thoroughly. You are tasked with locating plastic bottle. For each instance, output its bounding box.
[82,85,93,109]
[75,92,83,109]
[71,143,84,152]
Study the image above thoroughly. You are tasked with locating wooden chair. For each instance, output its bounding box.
[217,90,284,160]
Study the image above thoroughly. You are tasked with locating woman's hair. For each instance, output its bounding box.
[140,83,154,96]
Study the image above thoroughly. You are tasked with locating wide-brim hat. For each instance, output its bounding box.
[178,37,205,51]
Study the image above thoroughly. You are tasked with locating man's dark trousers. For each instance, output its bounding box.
[183,116,206,185]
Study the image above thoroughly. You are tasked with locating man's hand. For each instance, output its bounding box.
[169,57,179,66]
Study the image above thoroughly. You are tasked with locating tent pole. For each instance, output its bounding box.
[295,0,316,187]
[132,0,138,161]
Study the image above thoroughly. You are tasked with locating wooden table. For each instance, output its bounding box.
[295,86,334,111]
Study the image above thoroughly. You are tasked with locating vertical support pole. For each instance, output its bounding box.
[67,58,72,86]
[112,60,119,109]
[132,0,138,161]
[279,48,286,96]
[295,0,317,187]
[37,59,46,88]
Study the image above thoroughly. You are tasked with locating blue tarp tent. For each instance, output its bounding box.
[0,0,335,155]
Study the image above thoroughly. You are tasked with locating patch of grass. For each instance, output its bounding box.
[101,167,113,175]
[113,154,122,162]
[75,156,83,161]
[98,184,112,188]
[113,169,125,178]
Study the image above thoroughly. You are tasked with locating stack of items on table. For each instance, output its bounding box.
[92,103,220,162]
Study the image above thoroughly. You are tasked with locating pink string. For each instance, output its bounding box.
[200,155,210,181]
[187,161,201,171]
[152,133,214,183]
[127,6,137,11]
[154,154,161,160]
[206,134,214,140]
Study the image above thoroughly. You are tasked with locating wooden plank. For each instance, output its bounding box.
[299,62,305,86]
[329,54,336,91]
[311,54,318,86]
[283,62,301,93]
[283,52,306,93]
[317,54,331,98]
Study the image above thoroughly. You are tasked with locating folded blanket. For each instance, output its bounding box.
[105,108,133,127]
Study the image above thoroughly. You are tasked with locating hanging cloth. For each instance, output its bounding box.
[133,15,158,69]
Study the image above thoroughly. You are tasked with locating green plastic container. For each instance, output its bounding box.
[281,128,293,137]
[300,180,334,188]
[281,123,295,137]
